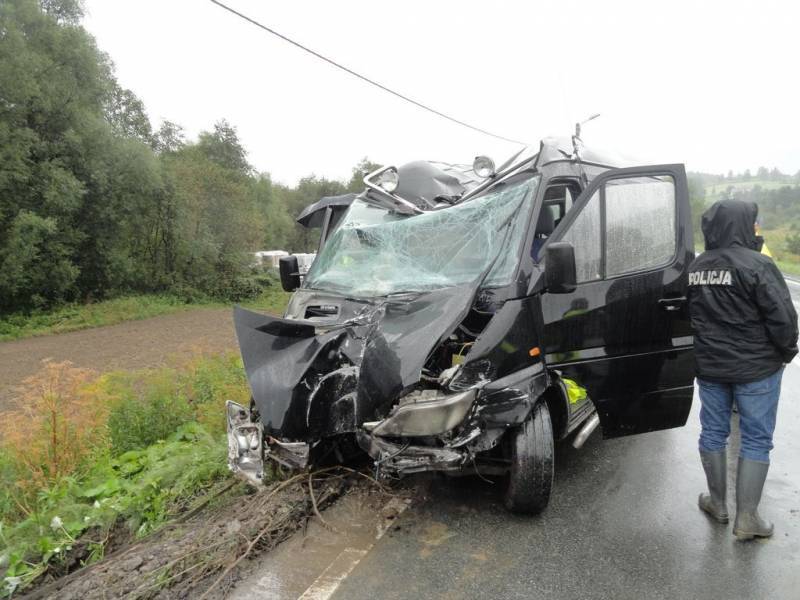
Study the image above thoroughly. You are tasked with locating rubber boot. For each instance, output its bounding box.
[733,457,774,541]
[698,450,729,523]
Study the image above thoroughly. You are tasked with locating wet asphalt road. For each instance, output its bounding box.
[330,277,800,600]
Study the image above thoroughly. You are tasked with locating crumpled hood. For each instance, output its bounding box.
[701,199,759,251]
[233,285,476,439]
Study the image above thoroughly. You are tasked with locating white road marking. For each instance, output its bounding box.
[297,549,368,600]
[297,497,410,600]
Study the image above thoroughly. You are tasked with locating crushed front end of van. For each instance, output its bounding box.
[227,138,696,513]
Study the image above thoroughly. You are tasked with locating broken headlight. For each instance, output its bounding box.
[226,401,264,486]
[367,389,476,437]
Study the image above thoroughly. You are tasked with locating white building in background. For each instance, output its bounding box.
[253,250,288,268]
[293,253,316,275]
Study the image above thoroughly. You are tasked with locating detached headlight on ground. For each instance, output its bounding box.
[367,389,476,437]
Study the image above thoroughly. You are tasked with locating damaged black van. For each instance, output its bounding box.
[227,136,695,513]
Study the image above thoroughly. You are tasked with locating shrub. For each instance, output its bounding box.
[0,424,231,596]
[786,232,800,255]
[180,352,250,435]
[105,350,249,453]
[0,352,250,596]
[0,361,107,499]
[106,370,194,455]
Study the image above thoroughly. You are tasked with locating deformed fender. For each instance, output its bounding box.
[448,363,549,453]
[479,362,549,427]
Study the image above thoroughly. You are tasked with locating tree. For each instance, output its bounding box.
[687,174,707,242]
[346,157,382,192]
[196,119,251,175]
[0,0,112,308]
[0,2,437,311]
[153,120,186,154]
[104,83,153,144]
[40,0,82,23]
[0,211,79,309]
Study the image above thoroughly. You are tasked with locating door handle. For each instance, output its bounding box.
[658,297,686,312]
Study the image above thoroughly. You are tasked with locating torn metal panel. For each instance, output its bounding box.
[357,431,467,475]
[234,283,479,440]
[267,438,310,470]
[451,295,545,388]
[233,306,346,438]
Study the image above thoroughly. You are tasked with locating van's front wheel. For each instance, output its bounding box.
[504,401,554,514]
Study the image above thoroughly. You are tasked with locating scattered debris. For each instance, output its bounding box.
[21,469,394,600]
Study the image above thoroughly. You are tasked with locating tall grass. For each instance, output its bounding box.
[0,351,252,596]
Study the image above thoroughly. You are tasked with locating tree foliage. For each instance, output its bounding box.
[0,0,377,314]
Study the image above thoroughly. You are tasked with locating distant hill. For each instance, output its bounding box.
[688,170,800,274]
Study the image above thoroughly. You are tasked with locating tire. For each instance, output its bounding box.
[504,401,554,514]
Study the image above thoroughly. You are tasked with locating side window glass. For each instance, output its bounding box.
[605,176,676,277]
[561,190,601,282]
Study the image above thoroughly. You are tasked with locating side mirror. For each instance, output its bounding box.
[278,256,301,292]
[544,242,577,294]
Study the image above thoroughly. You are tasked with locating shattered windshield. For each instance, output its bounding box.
[303,177,538,296]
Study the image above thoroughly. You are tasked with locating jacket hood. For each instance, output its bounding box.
[701,199,759,251]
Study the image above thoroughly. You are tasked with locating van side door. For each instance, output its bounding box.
[540,164,694,437]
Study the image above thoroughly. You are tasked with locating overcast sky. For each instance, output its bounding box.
[82,0,799,185]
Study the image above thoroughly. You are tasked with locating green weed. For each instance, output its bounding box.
[0,424,230,596]
[0,351,256,596]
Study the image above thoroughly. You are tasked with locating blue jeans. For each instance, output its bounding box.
[698,368,783,463]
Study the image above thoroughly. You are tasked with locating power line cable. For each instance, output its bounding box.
[209,0,527,146]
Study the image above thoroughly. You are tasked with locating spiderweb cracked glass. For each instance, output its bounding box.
[306,180,535,297]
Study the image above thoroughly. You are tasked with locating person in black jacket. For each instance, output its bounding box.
[688,199,798,540]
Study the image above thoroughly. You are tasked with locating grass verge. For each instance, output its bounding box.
[0,295,200,342]
[0,352,254,596]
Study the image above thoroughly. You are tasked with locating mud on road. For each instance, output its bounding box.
[0,307,238,410]
[23,472,405,600]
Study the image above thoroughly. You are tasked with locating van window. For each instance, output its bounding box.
[605,176,676,277]
[532,181,582,262]
[561,190,601,283]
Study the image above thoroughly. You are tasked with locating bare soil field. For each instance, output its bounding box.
[0,307,239,410]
